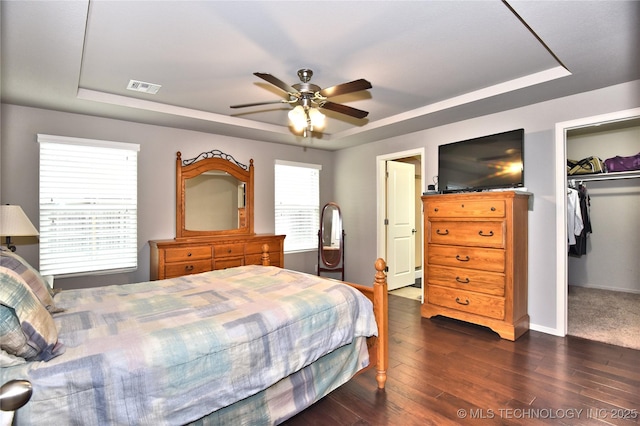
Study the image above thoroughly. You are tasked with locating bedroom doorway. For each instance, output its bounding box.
[376,148,425,295]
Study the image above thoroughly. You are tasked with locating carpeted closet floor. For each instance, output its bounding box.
[568,285,640,350]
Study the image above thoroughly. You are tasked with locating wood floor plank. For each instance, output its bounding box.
[283,295,640,425]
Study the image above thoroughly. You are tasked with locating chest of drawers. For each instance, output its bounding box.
[149,234,285,280]
[421,191,530,340]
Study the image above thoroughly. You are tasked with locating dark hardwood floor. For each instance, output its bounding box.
[284,294,640,425]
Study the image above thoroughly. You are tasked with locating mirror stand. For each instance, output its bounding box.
[317,202,345,280]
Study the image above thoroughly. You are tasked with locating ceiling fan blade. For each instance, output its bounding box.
[254,72,299,94]
[230,99,287,109]
[321,101,369,119]
[318,79,372,98]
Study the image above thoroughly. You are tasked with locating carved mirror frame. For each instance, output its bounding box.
[176,150,254,239]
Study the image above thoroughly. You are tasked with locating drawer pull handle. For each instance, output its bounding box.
[478,230,494,237]
[187,252,192,257]
[185,265,194,271]
[456,255,470,262]
[434,208,439,212]
[455,297,470,305]
[491,207,496,211]
[456,277,470,284]
[436,229,449,235]
[227,249,232,253]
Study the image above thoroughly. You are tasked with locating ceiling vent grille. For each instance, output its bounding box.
[127,80,161,94]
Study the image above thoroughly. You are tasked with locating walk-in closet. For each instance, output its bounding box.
[566,118,640,350]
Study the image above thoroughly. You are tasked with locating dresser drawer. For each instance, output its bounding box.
[245,240,282,255]
[267,252,281,267]
[150,234,285,280]
[426,199,505,218]
[428,220,505,248]
[214,257,244,269]
[428,264,505,296]
[165,246,212,263]
[428,245,505,272]
[428,285,505,320]
[165,259,212,278]
[245,251,278,265]
[213,243,245,258]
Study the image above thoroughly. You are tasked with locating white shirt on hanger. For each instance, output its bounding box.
[567,187,583,245]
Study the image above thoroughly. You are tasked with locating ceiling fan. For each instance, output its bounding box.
[230,69,372,136]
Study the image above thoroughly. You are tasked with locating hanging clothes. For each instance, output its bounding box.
[569,183,592,257]
[567,187,583,246]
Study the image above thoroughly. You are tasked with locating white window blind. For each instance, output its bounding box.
[275,160,321,253]
[38,134,139,277]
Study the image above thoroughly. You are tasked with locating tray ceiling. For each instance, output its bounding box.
[2,1,639,150]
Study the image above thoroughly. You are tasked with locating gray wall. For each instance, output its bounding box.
[2,79,639,334]
[332,80,640,334]
[567,125,640,293]
[0,104,335,288]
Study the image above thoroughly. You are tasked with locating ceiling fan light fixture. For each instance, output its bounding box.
[232,69,371,136]
[293,121,307,133]
[288,105,307,131]
[288,105,326,134]
[308,107,325,129]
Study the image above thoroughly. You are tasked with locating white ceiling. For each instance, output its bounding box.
[2,1,639,151]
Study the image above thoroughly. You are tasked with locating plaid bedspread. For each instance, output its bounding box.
[3,266,377,425]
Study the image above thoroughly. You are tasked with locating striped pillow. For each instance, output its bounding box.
[0,267,64,361]
[0,249,63,313]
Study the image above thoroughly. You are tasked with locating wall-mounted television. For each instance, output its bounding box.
[438,128,525,193]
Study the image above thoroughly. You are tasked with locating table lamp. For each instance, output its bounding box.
[0,205,39,252]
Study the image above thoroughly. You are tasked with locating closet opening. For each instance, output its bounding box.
[558,112,640,350]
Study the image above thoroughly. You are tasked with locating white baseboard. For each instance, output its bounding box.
[530,323,564,337]
[569,283,640,295]
[414,268,422,280]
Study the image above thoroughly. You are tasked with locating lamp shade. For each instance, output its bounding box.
[308,108,325,129]
[288,105,307,132]
[0,205,39,237]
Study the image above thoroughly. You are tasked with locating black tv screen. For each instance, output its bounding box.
[438,129,524,193]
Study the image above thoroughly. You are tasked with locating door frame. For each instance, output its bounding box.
[385,160,416,290]
[553,107,640,336]
[376,148,425,287]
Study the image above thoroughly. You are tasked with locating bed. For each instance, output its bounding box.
[0,246,388,425]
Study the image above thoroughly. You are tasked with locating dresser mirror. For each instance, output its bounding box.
[176,150,254,238]
[317,202,345,280]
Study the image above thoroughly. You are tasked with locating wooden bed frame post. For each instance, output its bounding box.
[260,245,388,390]
[261,244,271,266]
[373,258,388,389]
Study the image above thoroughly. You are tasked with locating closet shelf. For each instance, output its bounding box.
[567,170,640,182]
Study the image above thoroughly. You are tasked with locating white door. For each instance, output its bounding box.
[386,160,416,290]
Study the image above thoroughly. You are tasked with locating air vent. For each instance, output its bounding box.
[127,79,161,94]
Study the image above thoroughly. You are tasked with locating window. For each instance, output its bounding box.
[274,160,321,253]
[38,134,139,277]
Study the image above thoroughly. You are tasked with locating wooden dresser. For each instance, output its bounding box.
[421,191,530,340]
[150,234,285,280]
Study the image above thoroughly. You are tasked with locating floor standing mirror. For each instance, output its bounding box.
[317,202,345,280]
